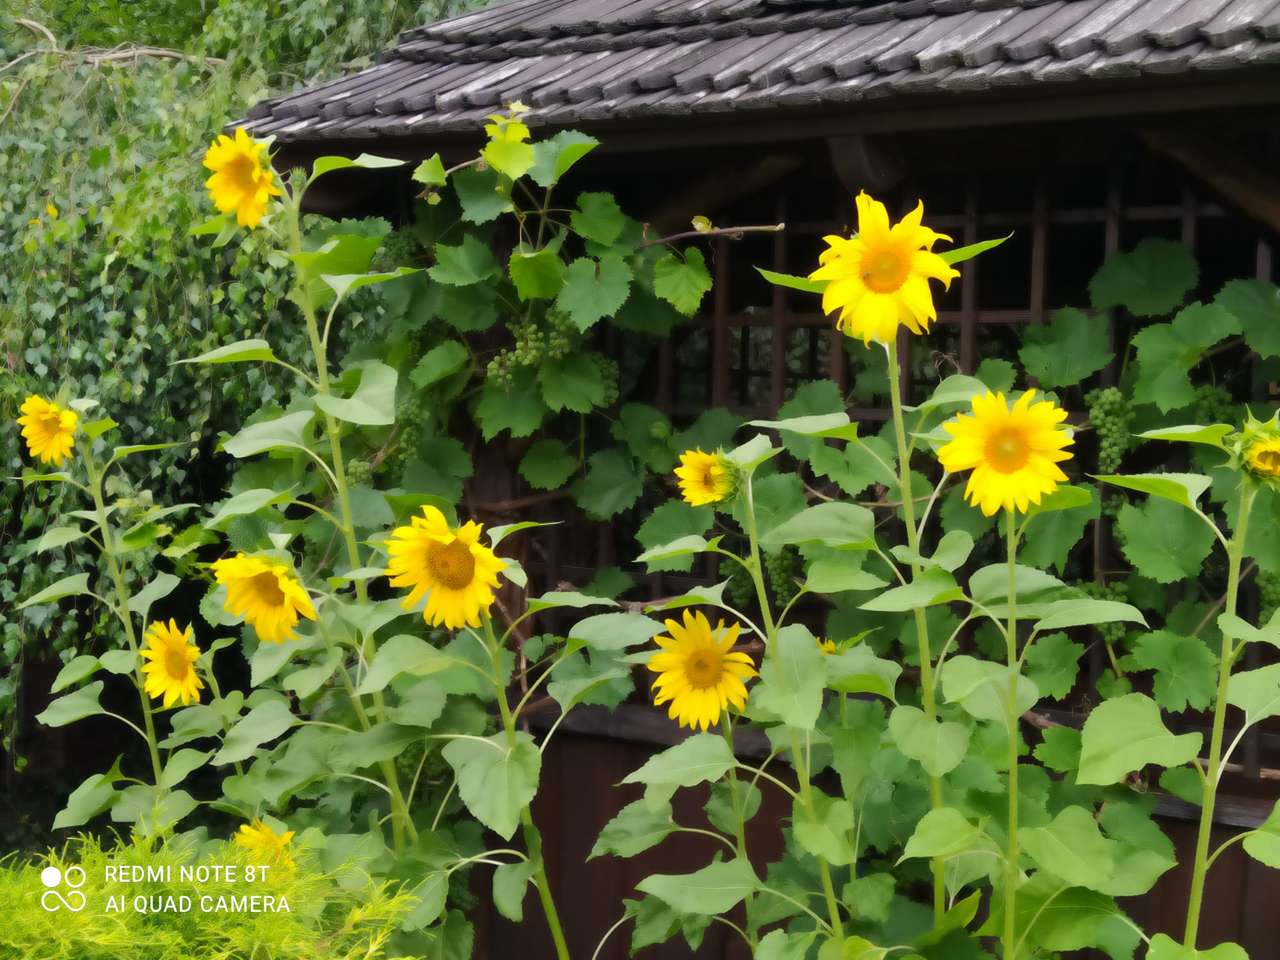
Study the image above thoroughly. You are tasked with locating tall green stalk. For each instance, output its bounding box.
[281,184,415,853]
[1002,510,1021,960]
[1183,481,1256,949]
[84,447,164,786]
[484,617,570,960]
[884,338,946,923]
[741,476,845,940]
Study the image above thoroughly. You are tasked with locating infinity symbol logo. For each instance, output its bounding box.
[40,865,86,912]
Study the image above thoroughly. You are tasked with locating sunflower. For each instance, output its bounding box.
[17,395,78,465]
[234,818,294,868]
[1246,437,1280,481]
[817,637,838,654]
[647,611,756,732]
[211,554,316,643]
[674,449,734,507]
[139,619,204,708]
[809,192,959,346]
[384,506,505,629]
[202,128,281,228]
[937,389,1074,517]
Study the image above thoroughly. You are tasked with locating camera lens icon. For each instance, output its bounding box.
[40,864,86,913]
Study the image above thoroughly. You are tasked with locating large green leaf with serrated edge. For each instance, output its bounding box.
[518,439,577,491]
[1018,308,1113,388]
[636,858,758,916]
[1077,693,1201,784]
[573,449,643,519]
[315,361,397,426]
[442,732,540,840]
[1216,278,1280,358]
[1117,498,1215,584]
[1242,798,1280,868]
[570,192,626,245]
[590,799,676,859]
[429,234,499,285]
[1147,933,1248,960]
[654,247,712,315]
[889,705,969,777]
[529,130,599,187]
[508,246,564,300]
[538,353,604,412]
[1089,238,1197,317]
[621,733,736,788]
[1021,806,1116,890]
[635,501,713,573]
[474,370,547,440]
[1020,484,1099,573]
[556,255,633,331]
[753,624,825,730]
[1126,631,1216,713]
[453,165,512,223]
[1025,632,1084,701]
[1132,302,1241,412]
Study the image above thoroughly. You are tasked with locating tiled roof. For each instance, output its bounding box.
[244,0,1280,142]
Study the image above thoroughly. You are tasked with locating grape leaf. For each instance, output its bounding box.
[1018,309,1114,388]
[1116,498,1215,584]
[1090,238,1197,317]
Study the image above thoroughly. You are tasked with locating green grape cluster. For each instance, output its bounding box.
[546,311,575,360]
[725,559,755,609]
[1259,570,1280,624]
[1086,387,1133,473]
[395,397,425,468]
[346,459,373,486]
[592,354,620,407]
[1193,383,1235,425]
[1084,579,1130,646]
[486,320,550,387]
[764,547,803,607]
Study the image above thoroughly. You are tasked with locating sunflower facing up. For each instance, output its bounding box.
[234,818,295,869]
[809,192,959,346]
[212,554,317,643]
[648,611,756,732]
[675,449,734,507]
[16,395,78,465]
[384,506,505,629]
[938,389,1074,516]
[139,619,204,708]
[202,127,282,229]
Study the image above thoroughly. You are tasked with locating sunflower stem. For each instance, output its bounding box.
[282,183,415,854]
[1002,509,1021,960]
[741,474,845,941]
[486,617,570,960]
[720,714,757,947]
[884,337,946,925]
[1184,480,1255,949]
[84,446,164,787]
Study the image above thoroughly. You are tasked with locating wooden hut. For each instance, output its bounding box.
[243,2,1280,955]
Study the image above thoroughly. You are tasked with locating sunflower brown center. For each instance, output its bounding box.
[861,246,909,294]
[684,648,725,690]
[164,648,189,681]
[250,571,286,606]
[226,153,259,192]
[986,428,1030,474]
[427,539,476,590]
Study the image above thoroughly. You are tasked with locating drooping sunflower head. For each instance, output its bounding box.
[1246,437,1280,480]
[234,818,295,868]
[139,619,204,708]
[647,611,756,732]
[211,554,317,643]
[674,449,735,507]
[384,506,505,630]
[809,192,960,347]
[17,395,78,466]
[202,127,282,229]
[938,389,1074,516]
